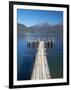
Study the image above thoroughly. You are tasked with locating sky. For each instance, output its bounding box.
[17,9,63,27]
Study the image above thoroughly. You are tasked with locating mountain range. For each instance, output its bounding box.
[17,22,63,37]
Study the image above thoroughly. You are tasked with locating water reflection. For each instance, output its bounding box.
[17,32,63,80]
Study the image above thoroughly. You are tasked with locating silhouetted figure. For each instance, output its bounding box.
[32,42,34,48]
[47,42,50,48]
[50,41,53,48]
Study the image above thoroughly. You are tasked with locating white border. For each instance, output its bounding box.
[13,5,67,85]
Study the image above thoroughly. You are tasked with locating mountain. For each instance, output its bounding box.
[17,23,29,36]
[29,22,63,33]
[29,22,50,32]
[17,22,63,37]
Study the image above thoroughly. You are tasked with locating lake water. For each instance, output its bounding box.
[17,32,63,80]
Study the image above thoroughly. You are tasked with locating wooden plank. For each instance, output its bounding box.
[31,41,51,80]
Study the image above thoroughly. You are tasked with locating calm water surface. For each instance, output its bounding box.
[17,33,63,80]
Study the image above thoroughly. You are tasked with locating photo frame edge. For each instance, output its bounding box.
[9,1,69,88]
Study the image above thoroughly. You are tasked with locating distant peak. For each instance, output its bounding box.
[32,22,49,27]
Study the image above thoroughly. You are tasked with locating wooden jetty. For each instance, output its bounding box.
[27,38,55,48]
[31,41,51,80]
